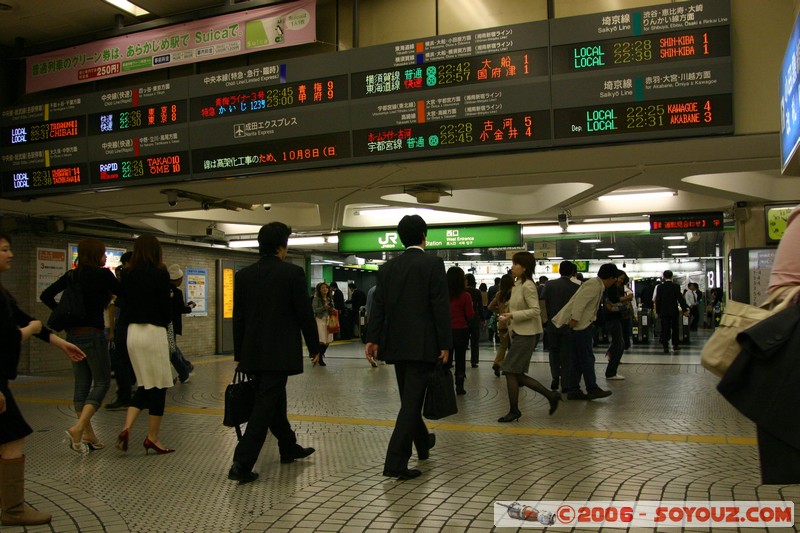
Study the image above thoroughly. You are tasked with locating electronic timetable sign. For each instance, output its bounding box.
[0,0,733,199]
[649,211,724,233]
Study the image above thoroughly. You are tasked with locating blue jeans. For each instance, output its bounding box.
[170,346,192,381]
[568,327,599,393]
[67,331,111,411]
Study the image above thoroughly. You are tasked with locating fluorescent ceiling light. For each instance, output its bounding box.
[595,247,615,252]
[569,222,650,233]
[608,254,625,258]
[103,0,149,16]
[322,259,344,264]
[672,252,689,256]
[667,245,688,249]
[521,225,562,236]
[228,239,259,248]
[662,235,685,240]
[597,191,675,202]
[578,239,601,243]
[462,252,482,256]
[548,256,563,260]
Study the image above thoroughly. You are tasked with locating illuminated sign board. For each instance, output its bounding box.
[1,0,732,199]
[649,211,724,233]
[338,223,521,253]
[781,11,800,175]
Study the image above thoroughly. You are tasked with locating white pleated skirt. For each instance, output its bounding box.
[127,323,173,389]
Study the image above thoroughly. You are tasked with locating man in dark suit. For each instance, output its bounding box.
[654,270,689,354]
[228,222,320,484]
[366,215,451,480]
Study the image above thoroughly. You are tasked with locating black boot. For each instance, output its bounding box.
[318,344,327,366]
[455,374,466,395]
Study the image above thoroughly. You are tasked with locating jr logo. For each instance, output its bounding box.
[378,232,398,246]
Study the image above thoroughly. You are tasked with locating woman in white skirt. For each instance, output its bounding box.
[115,235,175,454]
[311,282,334,366]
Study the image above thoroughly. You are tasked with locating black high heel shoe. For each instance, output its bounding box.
[143,437,175,455]
[548,392,561,416]
[497,410,521,423]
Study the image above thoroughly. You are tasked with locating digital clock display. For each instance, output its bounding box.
[1,164,86,195]
[351,48,548,99]
[88,101,186,135]
[91,151,190,184]
[190,75,348,120]
[553,94,732,139]
[353,111,550,157]
[2,116,84,146]
[551,26,730,74]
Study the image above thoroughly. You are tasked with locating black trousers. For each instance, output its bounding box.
[547,322,573,392]
[385,360,435,471]
[233,372,296,471]
[660,314,680,349]
[467,318,481,366]
[605,319,624,377]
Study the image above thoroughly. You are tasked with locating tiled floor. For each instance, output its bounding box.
[5,330,799,532]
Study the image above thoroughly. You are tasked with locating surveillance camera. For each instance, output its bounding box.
[201,201,211,210]
[166,191,178,207]
[557,213,569,231]
[263,203,272,211]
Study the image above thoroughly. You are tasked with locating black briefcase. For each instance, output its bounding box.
[223,368,256,439]
[423,363,458,420]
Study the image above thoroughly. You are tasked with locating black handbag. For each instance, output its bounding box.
[423,363,458,420]
[47,271,86,332]
[223,368,257,439]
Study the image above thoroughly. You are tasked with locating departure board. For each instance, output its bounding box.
[0,0,732,199]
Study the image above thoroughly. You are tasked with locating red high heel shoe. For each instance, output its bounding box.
[143,437,175,455]
[116,429,129,452]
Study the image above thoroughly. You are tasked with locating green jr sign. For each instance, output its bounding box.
[338,223,521,253]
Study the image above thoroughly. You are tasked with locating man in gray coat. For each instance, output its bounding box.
[228,222,320,484]
[366,215,451,479]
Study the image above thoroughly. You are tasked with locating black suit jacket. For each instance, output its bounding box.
[233,255,320,375]
[655,280,686,317]
[366,248,452,362]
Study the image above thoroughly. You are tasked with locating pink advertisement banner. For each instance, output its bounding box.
[25,0,316,94]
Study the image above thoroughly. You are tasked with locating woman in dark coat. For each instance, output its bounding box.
[0,232,86,526]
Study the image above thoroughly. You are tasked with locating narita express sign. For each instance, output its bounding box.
[649,212,724,233]
[338,223,521,253]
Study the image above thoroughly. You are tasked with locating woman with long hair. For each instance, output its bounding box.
[496,252,560,422]
[0,232,86,526]
[447,266,475,395]
[311,282,333,366]
[488,273,514,377]
[41,238,120,453]
[116,234,175,455]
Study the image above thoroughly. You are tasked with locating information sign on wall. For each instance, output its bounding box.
[185,267,209,316]
[338,223,521,253]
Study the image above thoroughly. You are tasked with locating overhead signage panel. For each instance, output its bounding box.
[781,11,800,175]
[338,223,521,253]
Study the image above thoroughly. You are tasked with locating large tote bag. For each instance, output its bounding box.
[701,285,800,377]
[223,368,257,439]
[423,363,458,420]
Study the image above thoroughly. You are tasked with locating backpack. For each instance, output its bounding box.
[47,270,86,332]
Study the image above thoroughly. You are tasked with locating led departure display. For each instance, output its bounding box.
[351,48,548,98]
[649,211,724,233]
[353,111,550,157]
[91,151,190,184]
[2,116,84,146]
[2,164,87,194]
[553,94,732,139]
[0,0,732,199]
[88,101,186,135]
[189,75,347,120]
[551,26,730,74]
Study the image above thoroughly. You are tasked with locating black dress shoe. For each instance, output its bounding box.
[566,391,589,400]
[280,446,315,464]
[228,464,259,484]
[383,468,422,480]
[418,433,436,460]
[550,379,559,391]
[586,388,613,400]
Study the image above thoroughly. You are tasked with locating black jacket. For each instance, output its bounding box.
[655,280,687,317]
[41,266,120,329]
[233,255,320,375]
[366,248,452,362]
[717,302,800,450]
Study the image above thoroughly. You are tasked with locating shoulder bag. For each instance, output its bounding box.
[700,285,800,377]
[47,270,86,332]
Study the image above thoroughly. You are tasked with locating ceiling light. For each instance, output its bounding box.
[462,252,482,256]
[667,245,688,249]
[289,236,326,246]
[548,256,563,260]
[228,239,258,249]
[103,0,149,16]
[568,222,651,233]
[608,254,625,258]
[662,235,685,240]
[322,259,344,264]
[671,252,689,256]
[521,225,562,236]
[596,247,615,252]
[597,191,676,202]
[578,239,601,243]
